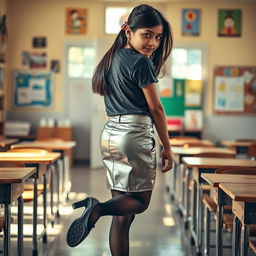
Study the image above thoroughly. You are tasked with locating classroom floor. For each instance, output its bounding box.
[3,164,254,256]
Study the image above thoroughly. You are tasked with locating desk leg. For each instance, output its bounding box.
[179,164,185,215]
[170,162,177,201]
[196,183,202,256]
[240,224,249,256]
[204,203,210,256]
[50,165,54,227]
[216,204,223,256]
[190,179,197,245]
[60,153,67,203]
[17,196,24,256]
[184,167,190,229]
[42,173,48,243]
[232,216,240,256]
[3,204,11,256]
[64,153,71,200]
[56,161,60,218]
[32,177,38,256]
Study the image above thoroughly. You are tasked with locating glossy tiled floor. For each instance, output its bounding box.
[46,165,191,256]
[4,164,254,256]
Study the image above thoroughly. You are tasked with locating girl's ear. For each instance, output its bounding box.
[125,26,132,39]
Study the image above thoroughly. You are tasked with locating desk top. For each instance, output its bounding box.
[0,139,19,147]
[13,141,76,150]
[201,173,256,187]
[172,147,235,164]
[0,167,37,183]
[221,140,254,148]
[0,152,61,164]
[170,139,214,147]
[219,183,256,202]
[182,157,256,168]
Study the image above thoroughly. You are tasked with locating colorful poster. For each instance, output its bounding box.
[22,51,47,69]
[182,9,201,36]
[13,71,53,108]
[29,52,47,68]
[50,60,60,73]
[185,80,202,106]
[218,9,241,37]
[32,37,47,48]
[214,76,244,111]
[184,110,203,129]
[66,8,87,34]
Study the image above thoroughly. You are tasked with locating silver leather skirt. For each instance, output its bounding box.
[100,114,156,192]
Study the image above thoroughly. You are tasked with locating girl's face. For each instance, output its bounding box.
[126,25,163,57]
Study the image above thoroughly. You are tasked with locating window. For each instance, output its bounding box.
[171,48,202,80]
[68,46,95,78]
[105,7,131,34]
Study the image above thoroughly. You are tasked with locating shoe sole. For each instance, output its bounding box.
[66,220,87,247]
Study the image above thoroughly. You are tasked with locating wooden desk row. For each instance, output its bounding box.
[167,144,256,256]
[0,140,76,256]
[201,174,256,256]
[0,152,60,256]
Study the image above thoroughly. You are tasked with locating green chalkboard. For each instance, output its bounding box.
[160,79,202,116]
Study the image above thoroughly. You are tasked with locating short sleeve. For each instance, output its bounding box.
[132,56,158,88]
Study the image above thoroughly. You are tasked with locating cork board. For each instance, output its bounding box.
[213,66,256,115]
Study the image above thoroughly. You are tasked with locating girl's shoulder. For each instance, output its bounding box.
[118,48,152,67]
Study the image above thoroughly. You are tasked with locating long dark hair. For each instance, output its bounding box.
[92,4,173,95]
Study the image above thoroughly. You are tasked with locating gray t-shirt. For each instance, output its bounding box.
[104,48,158,117]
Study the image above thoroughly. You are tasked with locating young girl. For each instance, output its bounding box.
[67,4,174,255]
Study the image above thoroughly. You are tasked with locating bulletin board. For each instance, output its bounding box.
[13,70,53,108]
[213,66,256,115]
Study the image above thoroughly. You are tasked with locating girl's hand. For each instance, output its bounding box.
[161,148,174,173]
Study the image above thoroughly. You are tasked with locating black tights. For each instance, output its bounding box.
[89,189,152,256]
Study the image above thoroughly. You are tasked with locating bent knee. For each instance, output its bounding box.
[114,214,135,227]
[135,201,150,214]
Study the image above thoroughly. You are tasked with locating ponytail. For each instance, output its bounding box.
[92,30,126,95]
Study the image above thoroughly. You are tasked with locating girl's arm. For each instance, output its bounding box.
[142,83,173,173]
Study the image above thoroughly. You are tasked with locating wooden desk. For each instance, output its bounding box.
[182,157,256,255]
[219,183,256,256]
[0,167,37,256]
[12,141,77,202]
[221,140,254,155]
[172,147,235,165]
[169,139,214,147]
[170,147,235,227]
[201,174,256,256]
[6,134,36,141]
[0,152,60,256]
[201,173,256,187]
[0,139,19,150]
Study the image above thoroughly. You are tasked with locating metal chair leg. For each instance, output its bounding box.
[204,204,210,256]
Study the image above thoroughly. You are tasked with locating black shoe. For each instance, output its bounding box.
[66,197,99,247]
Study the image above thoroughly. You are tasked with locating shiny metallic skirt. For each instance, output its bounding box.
[100,114,156,192]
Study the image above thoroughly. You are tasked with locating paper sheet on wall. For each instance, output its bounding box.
[158,76,173,97]
[214,76,244,111]
[29,78,47,101]
[17,87,31,104]
[185,80,202,106]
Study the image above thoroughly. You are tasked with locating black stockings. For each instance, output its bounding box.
[89,189,152,256]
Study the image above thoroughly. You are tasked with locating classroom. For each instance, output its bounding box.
[0,0,256,255]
